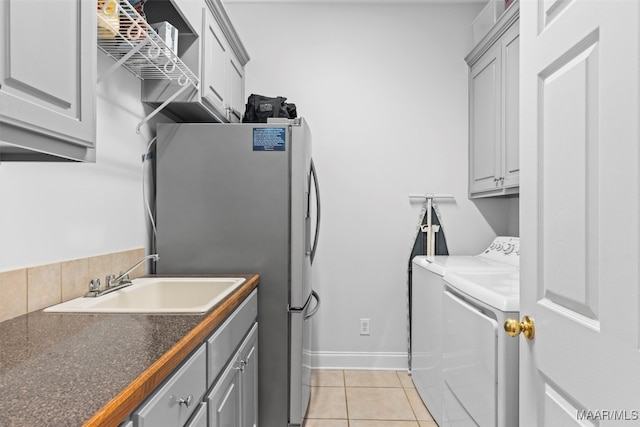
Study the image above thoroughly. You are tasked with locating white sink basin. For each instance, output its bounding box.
[44,277,246,314]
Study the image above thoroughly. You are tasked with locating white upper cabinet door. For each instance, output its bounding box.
[501,22,519,189]
[519,0,640,425]
[469,43,502,195]
[227,54,245,122]
[466,4,519,198]
[0,0,96,161]
[202,7,227,114]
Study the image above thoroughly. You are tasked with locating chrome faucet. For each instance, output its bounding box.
[109,253,159,288]
[85,254,159,297]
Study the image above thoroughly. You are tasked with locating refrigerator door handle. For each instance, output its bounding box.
[309,158,321,264]
[304,291,321,320]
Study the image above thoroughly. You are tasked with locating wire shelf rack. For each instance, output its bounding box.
[97,0,198,88]
[97,0,200,132]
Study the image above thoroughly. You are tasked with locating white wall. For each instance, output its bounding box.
[0,53,159,272]
[226,1,517,369]
[0,2,519,369]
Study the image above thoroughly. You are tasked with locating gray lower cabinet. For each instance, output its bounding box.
[129,290,258,427]
[208,324,258,427]
[134,345,208,427]
[239,326,258,427]
[207,353,240,427]
[186,403,208,427]
[0,0,96,162]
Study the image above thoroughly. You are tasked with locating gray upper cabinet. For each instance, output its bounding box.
[227,54,245,123]
[468,42,501,196]
[466,2,519,198]
[202,5,228,116]
[501,23,519,191]
[0,0,96,162]
[142,0,249,123]
[205,0,247,123]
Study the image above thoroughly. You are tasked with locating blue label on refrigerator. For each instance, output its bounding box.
[253,128,286,151]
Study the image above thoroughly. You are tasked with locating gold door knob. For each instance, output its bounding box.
[504,315,535,340]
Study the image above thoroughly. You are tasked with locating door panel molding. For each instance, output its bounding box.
[540,0,575,33]
[540,375,590,427]
[537,31,600,327]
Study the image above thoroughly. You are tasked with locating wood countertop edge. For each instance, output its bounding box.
[82,275,259,427]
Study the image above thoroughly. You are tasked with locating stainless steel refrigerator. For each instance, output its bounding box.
[154,118,321,427]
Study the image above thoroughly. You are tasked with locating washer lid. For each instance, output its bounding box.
[444,271,520,312]
[412,255,518,276]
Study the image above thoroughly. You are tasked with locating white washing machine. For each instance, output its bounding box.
[442,269,520,427]
[411,237,519,425]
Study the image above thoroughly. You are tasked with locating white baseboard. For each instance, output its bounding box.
[311,351,408,371]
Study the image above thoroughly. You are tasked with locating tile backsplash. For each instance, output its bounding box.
[0,248,145,323]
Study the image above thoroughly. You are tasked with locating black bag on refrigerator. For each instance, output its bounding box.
[242,94,297,123]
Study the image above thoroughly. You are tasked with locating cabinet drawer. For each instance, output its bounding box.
[134,344,207,427]
[208,289,257,387]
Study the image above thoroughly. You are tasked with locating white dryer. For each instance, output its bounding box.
[411,237,519,425]
[442,269,520,427]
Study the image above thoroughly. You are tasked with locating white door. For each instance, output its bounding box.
[519,0,640,425]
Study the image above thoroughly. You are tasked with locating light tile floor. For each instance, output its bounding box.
[305,370,438,427]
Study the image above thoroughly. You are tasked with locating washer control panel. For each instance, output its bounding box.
[481,236,520,265]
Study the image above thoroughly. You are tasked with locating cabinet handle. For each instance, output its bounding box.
[235,359,248,372]
[177,395,193,408]
[226,107,241,121]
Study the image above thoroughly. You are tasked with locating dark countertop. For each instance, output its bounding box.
[0,274,259,427]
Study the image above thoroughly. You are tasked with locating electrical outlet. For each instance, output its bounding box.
[360,318,370,336]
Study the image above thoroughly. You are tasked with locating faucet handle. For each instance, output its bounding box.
[105,274,116,288]
[89,278,101,292]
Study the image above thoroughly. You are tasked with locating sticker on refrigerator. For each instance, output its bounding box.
[253,128,286,151]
